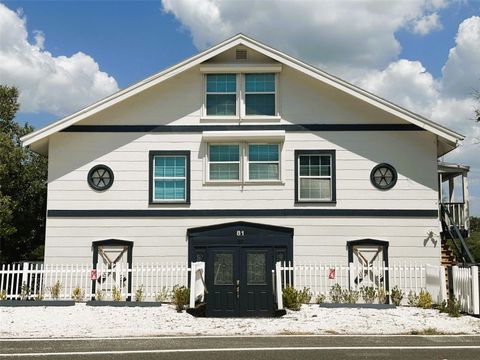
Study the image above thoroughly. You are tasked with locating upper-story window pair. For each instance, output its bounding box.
[206,73,276,117]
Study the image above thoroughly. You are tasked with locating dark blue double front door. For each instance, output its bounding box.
[206,246,274,317]
[187,221,293,317]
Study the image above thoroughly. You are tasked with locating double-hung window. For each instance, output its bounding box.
[295,150,336,203]
[245,74,276,116]
[248,144,280,180]
[204,73,277,117]
[149,151,190,203]
[208,144,241,181]
[206,74,237,116]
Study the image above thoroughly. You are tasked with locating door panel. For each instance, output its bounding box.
[240,248,274,317]
[206,248,239,317]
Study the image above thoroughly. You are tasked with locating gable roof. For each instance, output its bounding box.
[21,33,464,154]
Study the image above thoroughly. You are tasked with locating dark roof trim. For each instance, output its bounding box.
[187,221,294,236]
[61,124,425,133]
[91,239,134,247]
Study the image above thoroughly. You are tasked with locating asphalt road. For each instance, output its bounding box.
[0,335,479,359]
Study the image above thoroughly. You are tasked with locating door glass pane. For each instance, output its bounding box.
[214,253,234,285]
[247,253,266,285]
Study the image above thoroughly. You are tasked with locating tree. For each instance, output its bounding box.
[475,90,480,123]
[0,85,47,263]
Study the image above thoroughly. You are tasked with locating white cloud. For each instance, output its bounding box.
[442,16,480,98]
[0,3,119,116]
[163,0,447,70]
[411,12,443,35]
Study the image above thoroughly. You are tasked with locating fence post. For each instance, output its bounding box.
[439,266,447,304]
[348,262,354,290]
[189,262,196,309]
[471,266,479,315]
[275,261,283,310]
[21,262,29,296]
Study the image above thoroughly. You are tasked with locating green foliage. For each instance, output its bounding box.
[315,293,326,304]
[417,289,433,309]
[71,287,85,302]
[282,286,311,310]
[329,284,343,304]
[172,285,189,312]
[377,288,388,304]
[20,282,30,300]
[154,287,169,302]
[342,289,360,304]
[0,85,47,263]
[439,296,462,317]
[135,285,145,302]
[112,286,122,301]
[407,290,419,306]
[0,290,6,300]
[48,281,61,300]
[360,286,377,304]
[410,327,443,335]
[390,286,404,306]
[95,290,105,301]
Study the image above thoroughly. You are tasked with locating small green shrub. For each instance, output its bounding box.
[0,290,6,300]
[112,286,122,301]
[360,286,376,304]
[135,285,145,302]
[342,289,360,304]
[298,287,312,304]
[390,286,404,306]
[329,284,343,304]
[315,293,326,304]
[410,327,443,335]
[377,288,388,304]
[417,289,432,309]
[20,282,30,300]
[48,281,62,300]
[154,287,169,302]
[439,296,461,317]
[172,285,190,312]
[95,289,105,301]
[407,290,419,306]
[282,286,301,310]
[71,287,85,302]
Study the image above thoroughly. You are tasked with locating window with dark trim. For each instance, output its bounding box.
[149,151,190,204]
[294,150,336,203]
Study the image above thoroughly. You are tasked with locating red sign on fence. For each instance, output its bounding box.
[90,269,97,280]
[328,268,336,279]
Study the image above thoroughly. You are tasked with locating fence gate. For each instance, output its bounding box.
[92,239,133,300]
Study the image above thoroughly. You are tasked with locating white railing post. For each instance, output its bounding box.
[471,266,479,315]
[439,265,447,304]
[189,262,197,308]
[275,261,283,310]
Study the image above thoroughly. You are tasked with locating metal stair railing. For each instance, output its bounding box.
[440,203,475,264]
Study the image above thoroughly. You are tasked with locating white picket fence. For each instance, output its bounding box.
[451,265,480,315]
[275,261,447,308]
[0,262,190,301]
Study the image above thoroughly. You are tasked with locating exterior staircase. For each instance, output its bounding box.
[441,238,457,268]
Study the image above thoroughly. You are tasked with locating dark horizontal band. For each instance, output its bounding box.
[61,124,424,133]
[48,209,438,218]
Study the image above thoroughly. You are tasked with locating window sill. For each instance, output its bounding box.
[295,200,337,205]
[243,180,285,185]
[200,115,282,122]
[149,201,191,205]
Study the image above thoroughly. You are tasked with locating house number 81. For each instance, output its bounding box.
[236,230,245,237]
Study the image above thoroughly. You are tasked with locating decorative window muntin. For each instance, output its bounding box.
[295,150,336,203]
[152,154,188,202]
[370,163,397,190]
[245,73,276,116]
[248,144,280,180]
[208,144,241,181]
[206,74,237,116]
[88,165,114,191]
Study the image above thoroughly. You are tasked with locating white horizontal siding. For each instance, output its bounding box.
[43,216,441,265]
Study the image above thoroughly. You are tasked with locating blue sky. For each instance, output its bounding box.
[1,0,479,215]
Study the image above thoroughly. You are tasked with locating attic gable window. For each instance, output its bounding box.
[245,74,276,116]
[206,74,237,116]
[203,72,278,118]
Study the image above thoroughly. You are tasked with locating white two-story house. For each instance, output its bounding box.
[21,34,469,316]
